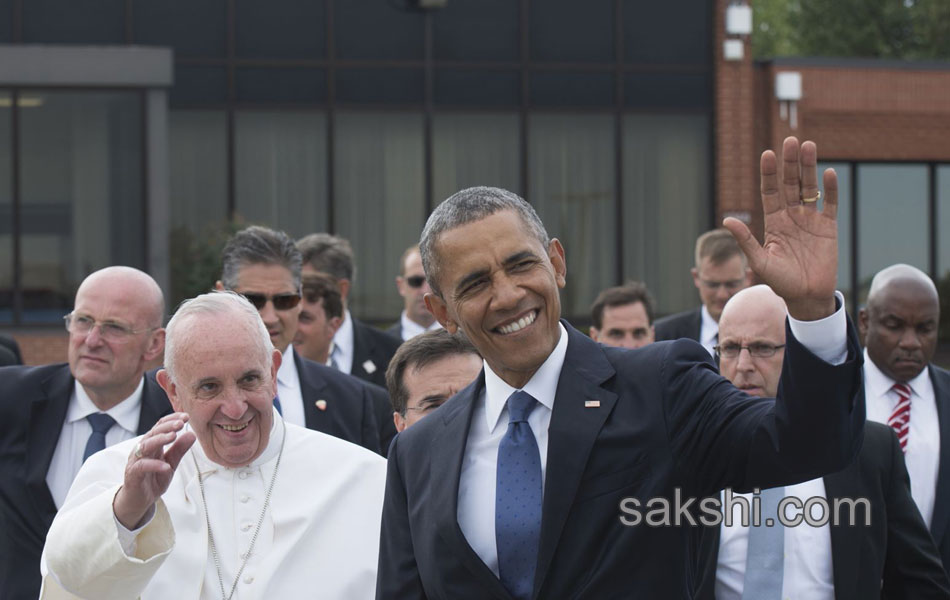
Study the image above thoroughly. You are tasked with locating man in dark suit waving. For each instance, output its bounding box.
[377,137,866,599]
[694,284,948,599]
[0,266,172,600]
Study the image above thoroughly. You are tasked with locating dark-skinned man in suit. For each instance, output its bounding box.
[376,137,867,599]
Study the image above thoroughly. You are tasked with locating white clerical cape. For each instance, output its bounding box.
[40,414,386,599]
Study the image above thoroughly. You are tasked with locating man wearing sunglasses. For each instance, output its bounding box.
[654,228,752,357]
[387,244,442,342]
[215,226,396,456]
[0,266,173,600]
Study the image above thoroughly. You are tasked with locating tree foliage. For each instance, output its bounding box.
[751,0,950,60]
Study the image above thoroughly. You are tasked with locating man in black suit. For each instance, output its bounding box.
[654,228,752,357]
[297,232,402,387]
[695,284,948,599]
[217,226,395,455]
[0,334,22,364]
[387,244,442,342]
[860,263,950,573]
[377,138,867,598]
[0,342,16,366]
[0,266,172,600]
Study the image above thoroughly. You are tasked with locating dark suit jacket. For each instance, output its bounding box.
[0,364,172,600]
[377,320,865,599]
[693,422,950,599]
[351,317,402,388]
[0,334,23,364]
[654,307,703,343]
[0,344,16,367]
[385,321,403,342]
[929,363,950,573]
[294,351,396,456]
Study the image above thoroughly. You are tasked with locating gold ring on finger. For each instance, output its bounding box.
[801,190,821,203]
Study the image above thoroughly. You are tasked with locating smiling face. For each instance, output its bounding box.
[158,311,280,468]
[717,286,787,398]
[425,210,566,389]
[860,278,939,383]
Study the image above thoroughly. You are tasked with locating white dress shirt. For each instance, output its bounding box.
[399,310,442,341]
[46,379,143,509]
[331,309,355,375]
[456,294,848,576]
[716,479,835,600]
[864,349,939,527]
[276,345,305,428]
[700,305,719,358]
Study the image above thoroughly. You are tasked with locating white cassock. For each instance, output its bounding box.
[39,412,386,599]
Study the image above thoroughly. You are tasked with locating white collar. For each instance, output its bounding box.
[190,407,286,473]
[483,322,568,434]
[863,348,931,399]
[334,309,355,358]
[277,344,300,390]
[68,377,144,434]
[400,310,442,340]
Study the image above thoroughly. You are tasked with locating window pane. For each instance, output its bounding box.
[334,0,424,60]
[433,0,519,61]
[170,66,228,107]
[235,111,328,238]
[623,114,710,317]
[530,72,614,107]
[432,113,520,203]
[19,91,144,323]
[530,0,614,62]
[529,114,615,319]
[623,0,709,65]
[0,93,11,322]
[133,0,227,58]
[333,112,424,321]
[23,0,125,43]
[235,68,327,104]
[938,166,950,278]
[169,111,227,233]
[0,0,13,42]
[434,70,520,107]
[236,0,325,59]
[818,162,852,309]
[857,164,928,305]
[624,73,711,109]
[336,69,424,105]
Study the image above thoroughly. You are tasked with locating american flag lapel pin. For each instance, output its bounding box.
[316,399,328,411]
[585,400,601,408]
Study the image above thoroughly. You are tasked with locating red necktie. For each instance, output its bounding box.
[888,383,912,452]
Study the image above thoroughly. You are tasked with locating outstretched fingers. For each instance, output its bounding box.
[821,168,838,220]
[782,137,802,208]
[722,217,765,273]
[759,150,783,215]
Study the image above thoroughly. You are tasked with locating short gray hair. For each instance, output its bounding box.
[297,233,355,283]
[220,225,302,291]
[164,291,273,382]
[420,187,549,296]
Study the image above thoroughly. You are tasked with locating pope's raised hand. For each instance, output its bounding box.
[113,412,196,530]
[723,137,838,321]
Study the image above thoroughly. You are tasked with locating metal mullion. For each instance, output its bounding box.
[850,162,859,319]
[326,0,335,233]
[613,0,623,285]
[11,89,22,324]
[519,0,529,199]
[226,0,236,219]
[930,163,938,279]
[423,10,433,215]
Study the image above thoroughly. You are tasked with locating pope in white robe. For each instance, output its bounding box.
[39,291,387,599]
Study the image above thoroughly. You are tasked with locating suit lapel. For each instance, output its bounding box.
[430,376,512,599]
[295,352,334,434]
[350,318,374,379]
[929,366,950,545]
[824,468,863,595]
[137,375,171,434]
[691,308,703,343]
[26,365,73,518]
[534,325,618,593]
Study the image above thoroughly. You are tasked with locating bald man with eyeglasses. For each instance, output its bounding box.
[0,266,174,600]
[387,245,442,342]
[215,225,396,457]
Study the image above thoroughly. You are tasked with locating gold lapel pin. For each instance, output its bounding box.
[316,399,328,411]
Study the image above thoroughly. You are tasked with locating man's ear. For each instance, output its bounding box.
[691,267,701,289]
[337,279,351,302]
[547,238,567,288]
[395,276,407,298]
[858,308,869,342]
[156,369,182,412]
[393,412,407,433]
[425,292,457,334]
[589,326,600,341]
[214,280,225,291]
[144,328,166,362]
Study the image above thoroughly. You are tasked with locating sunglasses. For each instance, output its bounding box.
[240,292,301,311]
[406,275,427,289]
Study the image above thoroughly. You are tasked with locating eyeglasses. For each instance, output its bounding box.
[405,402,444,415]
[238,292,301,311]
[714,343,786,359]
[64,312,155,341]
[698,278,746,291]
[405,275,427,289]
